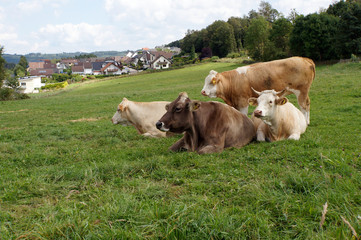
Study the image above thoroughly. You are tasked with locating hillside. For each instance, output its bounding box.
[0,61,360,239]
[3,50,128,63]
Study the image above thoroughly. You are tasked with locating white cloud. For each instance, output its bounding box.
[17,0,43,12]
[1,0,338,54]
[272,0,334,16]
[103,0,257,49]
[0,7,5,20]
[34,23,119,52]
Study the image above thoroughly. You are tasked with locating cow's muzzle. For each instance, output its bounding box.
[156,121,169,132]
[254,110,263,118]
[201,90,207,96]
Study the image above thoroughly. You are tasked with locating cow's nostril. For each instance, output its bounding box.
[201,90,206,96]
[156,121,163,129]
[254,110,262,117]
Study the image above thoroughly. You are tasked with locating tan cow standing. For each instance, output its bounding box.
[112,98,172,138]
[201,57,315,124]
[156,92,256,154]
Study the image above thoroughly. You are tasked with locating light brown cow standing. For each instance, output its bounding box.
[155,92,256,154]
[201,57,315,124]
[112,98,172,138]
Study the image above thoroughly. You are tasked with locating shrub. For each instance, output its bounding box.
[351,54,360,62]
[211,56,220,62]
[41,81,68,90]
[0,88,29,101]
[226,52,241,58]
[71,75,83,82]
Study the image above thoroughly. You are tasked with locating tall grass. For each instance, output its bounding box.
[0,62,360,239]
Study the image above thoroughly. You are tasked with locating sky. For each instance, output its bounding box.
[0,0,336,55]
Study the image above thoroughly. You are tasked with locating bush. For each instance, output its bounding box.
[71,75,83,82]
[211,56,220,62]
[226,52,241,58]
[41,81,68,90]
[351,54,360,62]
[0,88,29,101]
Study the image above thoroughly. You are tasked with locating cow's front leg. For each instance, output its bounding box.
[169,137,188,152]
[288,133,301,140]
[197,144,224,154]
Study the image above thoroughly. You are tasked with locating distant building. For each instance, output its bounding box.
[18,76,44,93]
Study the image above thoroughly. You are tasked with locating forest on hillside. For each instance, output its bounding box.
[168,0,361,62]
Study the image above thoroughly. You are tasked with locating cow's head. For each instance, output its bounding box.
[156,92,200,133]
[111,97,131,126]
[248,88,288,120]
[201,70,218,98]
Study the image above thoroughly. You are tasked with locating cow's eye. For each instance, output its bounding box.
[175,107,182,112]
[269,101,273,104]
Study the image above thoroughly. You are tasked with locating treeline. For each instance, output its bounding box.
[168,0,361,61]
[3,51,128,64]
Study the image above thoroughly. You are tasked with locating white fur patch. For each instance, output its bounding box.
[286,87,300,98]
[236,66,249,75]
[179,92,189,103]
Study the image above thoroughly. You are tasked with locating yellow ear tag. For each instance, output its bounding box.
[281,99,287,105]
[212,79,216,85]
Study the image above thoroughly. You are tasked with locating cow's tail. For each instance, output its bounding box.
[303,57,316,82]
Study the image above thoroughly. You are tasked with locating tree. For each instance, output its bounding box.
[228,17,250,51]
[245,17,273,61]
[288,8,300,24]
[0,46,5,88]
[258,1,280,22]
[269,17,293,58]
[290,13,340,61]
[13,64,26,77]
[199,47,212,60]
[5,76,20,90]
[190,45,196,59]
[206,20,237,58]
[327,0,361,58]
[18,56,28,70]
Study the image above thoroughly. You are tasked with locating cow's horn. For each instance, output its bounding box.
[251,87,261,96]
[179,92,189,98]
[276,89,287,97]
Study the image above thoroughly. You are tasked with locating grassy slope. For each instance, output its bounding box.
[0,62,360,239]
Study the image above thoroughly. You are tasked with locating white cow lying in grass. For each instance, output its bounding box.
[248,88,307,142]
[112,98,171,138]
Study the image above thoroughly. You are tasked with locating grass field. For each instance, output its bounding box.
[0,61,360,239]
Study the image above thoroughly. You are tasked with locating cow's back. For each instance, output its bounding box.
[255,102,307,141]
[127,101,170,137]
[196,102,255,147]
[277,102,307,136]
[246,57,315,93]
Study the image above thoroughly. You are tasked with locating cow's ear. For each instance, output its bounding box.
[248,98,258,106]
[211,77,217,85]
[189,101,201,111]
[165,104,170,111]
[119,104,127,112]
[210,70,218,75]
[276,97,288,105]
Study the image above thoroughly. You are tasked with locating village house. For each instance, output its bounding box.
[18,76,44,93]
[151,55,172,69]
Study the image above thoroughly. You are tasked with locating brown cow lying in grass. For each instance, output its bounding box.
[156,92,256,154]
[112,97,172,138]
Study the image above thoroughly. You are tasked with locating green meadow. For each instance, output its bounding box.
[0,61,360,239]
